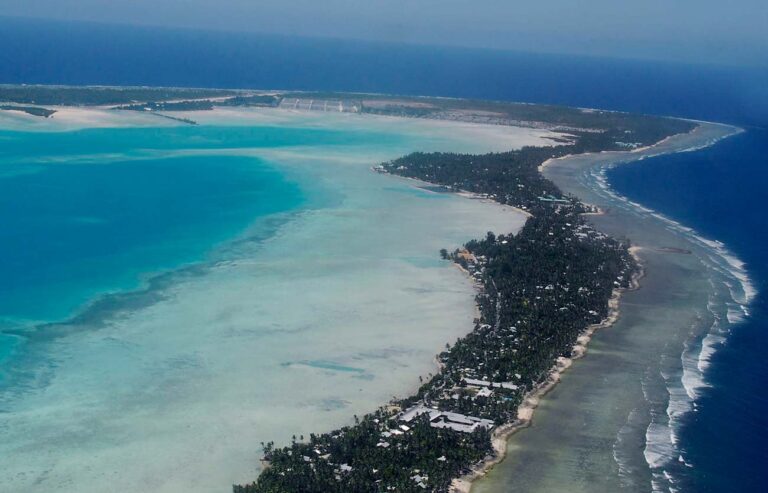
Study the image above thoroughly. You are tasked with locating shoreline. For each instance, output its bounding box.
[452,121,740,493]
[373,167,534,220]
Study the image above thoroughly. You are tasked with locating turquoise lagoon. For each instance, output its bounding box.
[0,109,550,492]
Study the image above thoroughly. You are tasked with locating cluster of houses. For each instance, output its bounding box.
[614,141,643,149]
[394,376,520,435]
[397,404,495,434]
[455,248,487,284]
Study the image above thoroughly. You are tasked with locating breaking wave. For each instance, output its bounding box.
[587,159,755,492]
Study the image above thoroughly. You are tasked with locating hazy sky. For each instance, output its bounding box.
[2,0,767,66]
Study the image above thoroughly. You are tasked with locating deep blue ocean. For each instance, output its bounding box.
[1,16,766,492]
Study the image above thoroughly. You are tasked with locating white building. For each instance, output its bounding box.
[398,405,495,433]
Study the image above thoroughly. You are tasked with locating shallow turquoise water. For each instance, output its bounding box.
[0,124,405,324]
[0,153,301,322]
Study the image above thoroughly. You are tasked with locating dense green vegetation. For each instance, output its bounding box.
[408,212,633,424]
[236,411,492,493]
[231,105,687,493]
[217,94,281,107]
[114,100,215,112]
[382,148,570,214]
[0,105,56,117]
